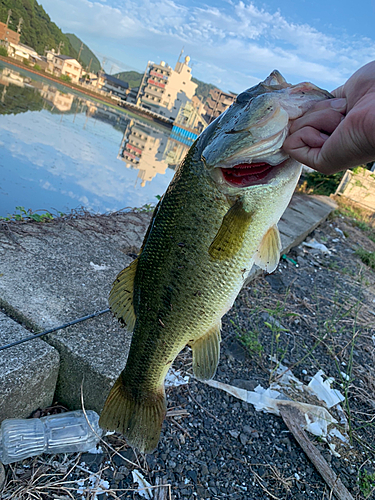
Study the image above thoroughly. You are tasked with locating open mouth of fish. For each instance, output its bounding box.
[221,161,286,187]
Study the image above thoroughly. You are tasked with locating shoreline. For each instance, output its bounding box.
[0,55,173,128]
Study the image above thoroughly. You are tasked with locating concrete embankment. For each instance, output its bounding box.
[0,195,336,420]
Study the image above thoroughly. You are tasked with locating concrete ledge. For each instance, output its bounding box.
[0,312,60,421]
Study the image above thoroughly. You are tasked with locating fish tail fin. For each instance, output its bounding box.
[99,376,166,453]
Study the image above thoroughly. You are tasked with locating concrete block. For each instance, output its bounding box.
[0,312,60,422]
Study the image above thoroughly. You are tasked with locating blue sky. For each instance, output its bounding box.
[38,0,375,93]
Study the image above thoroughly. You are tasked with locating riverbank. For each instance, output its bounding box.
[0,55,173,128]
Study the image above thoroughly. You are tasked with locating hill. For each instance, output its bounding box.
[192,77,217,103]
[0,0,78,58]
[113,70,143,89]
[65,33,101,72]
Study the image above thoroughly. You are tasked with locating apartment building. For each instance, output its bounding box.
[204,88,237,123]
[137,55,197,120]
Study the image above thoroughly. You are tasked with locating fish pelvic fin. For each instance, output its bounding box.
[190,322,221,380]
[209,199,253,261]
[254,224,282,273]
[99,375,166,454]
[109,259,137,331]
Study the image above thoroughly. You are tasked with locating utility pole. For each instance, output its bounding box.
[17,18,23,34]
[87,58,92,73]
[77,41,84,62]
[58,41,64,55]
[6,10,11,27]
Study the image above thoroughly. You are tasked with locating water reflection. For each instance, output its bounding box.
[0,62,192,217]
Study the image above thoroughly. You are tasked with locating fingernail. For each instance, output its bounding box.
[330,98,346,109]
[320,132,329,140]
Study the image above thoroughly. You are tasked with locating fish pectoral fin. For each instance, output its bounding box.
[191,322,221,381]
[254,224,282,273]
[109,259,137,331]
[99,376,166,453]
[209,199,253,261]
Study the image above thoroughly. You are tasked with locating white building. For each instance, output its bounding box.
[137,55,197,120]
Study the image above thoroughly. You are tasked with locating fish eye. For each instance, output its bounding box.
[235,91,253,104]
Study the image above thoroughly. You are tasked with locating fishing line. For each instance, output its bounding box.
[0,308,111,352]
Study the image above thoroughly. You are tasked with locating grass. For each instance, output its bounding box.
[356,248,375,270]
[358,469,375,499]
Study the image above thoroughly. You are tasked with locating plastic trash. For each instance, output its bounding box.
[0,410,103,465]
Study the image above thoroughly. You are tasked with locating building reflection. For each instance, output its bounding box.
[118,117,190,187]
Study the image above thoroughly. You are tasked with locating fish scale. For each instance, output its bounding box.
[99,70,332,452]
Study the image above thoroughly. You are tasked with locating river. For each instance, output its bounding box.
[0,61,190,218]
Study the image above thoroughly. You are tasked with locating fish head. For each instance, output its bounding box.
[201,70,332,194]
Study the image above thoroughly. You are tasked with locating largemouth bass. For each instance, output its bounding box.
[99,71,331,452]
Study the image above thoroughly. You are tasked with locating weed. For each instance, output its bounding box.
[0,206,57,222]
[230,319,263,357]
[358,469,375,498]
[356,248,375,270]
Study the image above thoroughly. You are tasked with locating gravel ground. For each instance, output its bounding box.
[2,201,375,500]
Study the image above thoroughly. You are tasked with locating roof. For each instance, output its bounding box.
[56,55,77,62]
[103,73,129,89]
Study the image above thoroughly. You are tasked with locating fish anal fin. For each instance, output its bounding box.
[254,224,282,273]
[109,259,137,331]
[99,376,166,453]
[209,199,253,261]
[191,322,221,381]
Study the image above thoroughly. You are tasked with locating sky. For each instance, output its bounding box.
[38,0,375,94]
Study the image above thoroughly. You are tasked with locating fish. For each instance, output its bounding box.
[99,70,332,453]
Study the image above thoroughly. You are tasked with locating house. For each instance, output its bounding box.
[46,52,82,84]
[101,73,130,100]
[7,42,38,62]
[0,22,20,45]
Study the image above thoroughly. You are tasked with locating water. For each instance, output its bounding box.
[0,61,189,218]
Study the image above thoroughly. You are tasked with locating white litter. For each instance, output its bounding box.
[302,238,331,254]
[165,368,189,387]
[307,370,345,408]
[334,227,345,237]
[77,475,110,499]
[204,378,336,437]
[132,470,153,500]
[90,262,108,271]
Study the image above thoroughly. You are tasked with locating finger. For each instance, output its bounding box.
[289,107,344,136]
[331,85,344,98]
[283,126,329,170]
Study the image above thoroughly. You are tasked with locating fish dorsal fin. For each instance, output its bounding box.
[109,258,137,331]
[190,322,221,381]
[209,199,253,261]
[254,224,282,273]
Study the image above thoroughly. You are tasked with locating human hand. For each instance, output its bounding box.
[283,61,375,174]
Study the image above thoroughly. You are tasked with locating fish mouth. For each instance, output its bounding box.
[221,161,285,187]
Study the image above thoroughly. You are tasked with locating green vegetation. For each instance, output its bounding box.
[230,319,263,357]
[60,74,71,83]
[0,0,78,58]
[359,469,375,498]
[65,33,101,72]
[0,206,56,222]
[192,77,217,103]
[0,46,7,57]
[114,70,143,88]
[300,170,344,195]
[355,248,375,269]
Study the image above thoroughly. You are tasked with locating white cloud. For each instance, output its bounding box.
[39,0,375,92]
